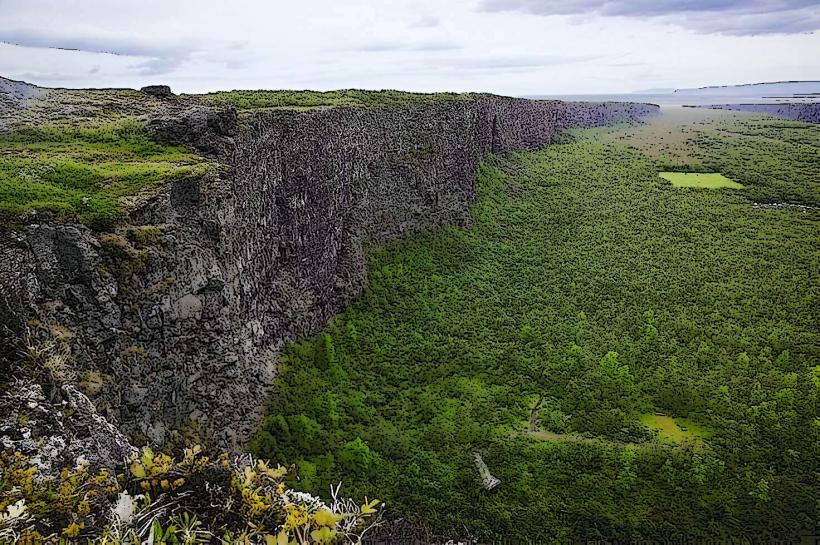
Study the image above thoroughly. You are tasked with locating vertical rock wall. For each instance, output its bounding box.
[0,96,658,448]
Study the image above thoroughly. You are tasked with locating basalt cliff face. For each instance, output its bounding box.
[0,86,657,454]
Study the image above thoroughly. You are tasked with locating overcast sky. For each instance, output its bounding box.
[0,0,818,94]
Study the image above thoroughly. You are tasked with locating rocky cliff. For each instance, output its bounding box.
[0,86,658,452]
[696,102,820,123]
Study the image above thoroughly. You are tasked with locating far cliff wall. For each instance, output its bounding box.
[0,96,658,448]
[698,103,820,123]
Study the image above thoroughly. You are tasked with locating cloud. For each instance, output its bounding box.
[0,26,250,76]
[449,54,599,71]
[356,41,461,52]
[0,0,816,94]
[0,27,190,58]
[0,27,193,75]
[133,57,184,76]
[410,16,440,28]
[476,0,820,35]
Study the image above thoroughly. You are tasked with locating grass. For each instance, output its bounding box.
[639,414,709,442]
[0,119,207,227]
[253,112,818,541]
[659,172,744,189]
[199,89,470,110]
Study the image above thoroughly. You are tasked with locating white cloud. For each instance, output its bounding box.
[478,0,820,35]
[0,0,817,94]
[410,16,440,28]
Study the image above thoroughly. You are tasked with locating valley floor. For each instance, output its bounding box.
[252,109,819,541]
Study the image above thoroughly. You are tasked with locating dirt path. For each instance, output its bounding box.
[526,430,622,446]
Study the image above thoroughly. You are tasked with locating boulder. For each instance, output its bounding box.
[140,84,174,98]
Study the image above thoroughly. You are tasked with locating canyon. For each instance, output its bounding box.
[0,78,657,460]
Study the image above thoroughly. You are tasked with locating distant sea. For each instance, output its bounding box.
[525,92,820,107]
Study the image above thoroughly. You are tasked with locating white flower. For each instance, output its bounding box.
[284,490,326,510]
[0,499,27,523]
[113,491,138,524]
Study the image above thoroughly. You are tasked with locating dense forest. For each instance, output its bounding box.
[251,111,819,541]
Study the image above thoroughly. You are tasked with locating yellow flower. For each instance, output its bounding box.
[283,504,309,531]
[77,499,91,516]
[62,522,83,538]
[129,462,146,479]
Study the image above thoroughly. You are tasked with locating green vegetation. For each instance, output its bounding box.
[659,172,744,189]
[609,111,820,203]
[0,119,207,227]
[639,414,709,443]
[252,112,818,541]
[200,89,469,110]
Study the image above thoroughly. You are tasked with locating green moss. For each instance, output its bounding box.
[78,371,105,397]
[98,233,150,280]
[199,89,470,111]
[0,119,208,227]
[127,225,164,246]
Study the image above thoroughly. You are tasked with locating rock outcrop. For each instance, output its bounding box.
[0,89,658,450]
[0,77,44,130]
[0,377,136,477]
[140,84,175,98]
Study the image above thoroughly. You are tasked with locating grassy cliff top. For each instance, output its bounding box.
[197,89,472,110]
[0,78,484,228]
[0,118,207,227]
[0,79,477,228]
[1,78,212,227]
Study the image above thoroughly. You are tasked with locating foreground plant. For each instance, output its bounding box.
[0,446,382,544]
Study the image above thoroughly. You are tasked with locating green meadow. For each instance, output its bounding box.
[639,414,711,443]
[253,111,818,541]
[659,172,744,189]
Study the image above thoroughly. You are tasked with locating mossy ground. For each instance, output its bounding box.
[253,111,819,541]
[199,89,470,110]
[0,119,207,227]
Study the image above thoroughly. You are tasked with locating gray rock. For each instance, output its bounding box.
[0,378,135,476]
[140,85,174,98]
